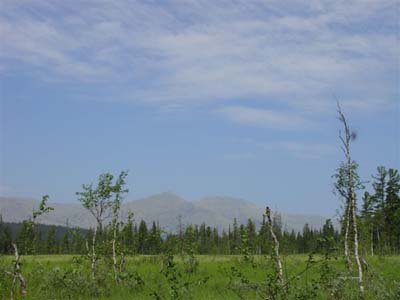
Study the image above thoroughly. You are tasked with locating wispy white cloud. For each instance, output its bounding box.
[0,0,397,114]
[221,140,334,161]
[220,134,334,159]
[217,105,312,129]
[264,142,334,159]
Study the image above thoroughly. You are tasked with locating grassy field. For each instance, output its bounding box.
[1,254,399,299]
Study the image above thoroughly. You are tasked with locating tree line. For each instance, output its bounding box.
[0,214,341,256]
[0,168,399,258]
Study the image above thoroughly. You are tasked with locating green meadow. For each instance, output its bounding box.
[1,254,399,299]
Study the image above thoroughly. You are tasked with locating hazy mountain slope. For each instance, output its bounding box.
[0,197,38,222]
[0,194,330,232]
[195,196,260,224]
[0,197,92,228]
[195,196,329,231]
[123,192,224,231]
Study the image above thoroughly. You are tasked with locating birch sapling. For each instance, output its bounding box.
[77,171,128,282]
[110,171,128,283]
[334,103,365,294]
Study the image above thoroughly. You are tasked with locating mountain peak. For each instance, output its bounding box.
[0,195,329,232]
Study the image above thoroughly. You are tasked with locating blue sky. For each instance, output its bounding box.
[0,0,399,216]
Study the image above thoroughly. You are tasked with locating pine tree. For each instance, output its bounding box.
[199,223,207,254]
[16,221,35,255]
[60,231,70,254]
[148,221,162,254]
[258,214,270,254]
[137,220,148,254]
[371,166,387,252]
[221,229,230,255]
[321,219,336,254]
[361,192,375,255]
[212,227,219,254]
[232,218,240,254]
[45,226,57,254]
[70,229,85,254]
[122,212,135,254]
[246,219,256,254]
[0,216,12,254]
[385,168,400,251]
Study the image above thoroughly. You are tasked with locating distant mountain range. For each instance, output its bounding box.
[0,193,333,232]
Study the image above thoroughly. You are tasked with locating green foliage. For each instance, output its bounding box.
[32,195,54,221]
[76,171,129,230]
[159,251,190,300]
[359,166,400,255]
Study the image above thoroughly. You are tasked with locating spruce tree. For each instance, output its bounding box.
[45,226,57,254]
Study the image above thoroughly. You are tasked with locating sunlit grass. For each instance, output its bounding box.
[1,254,399,299]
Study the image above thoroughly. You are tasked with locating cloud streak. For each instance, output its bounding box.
[264,142,335,159]
[0,0,397,116]
[217,106,312,129]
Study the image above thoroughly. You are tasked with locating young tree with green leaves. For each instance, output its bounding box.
[76,171,129,280]
[109,171,129,283]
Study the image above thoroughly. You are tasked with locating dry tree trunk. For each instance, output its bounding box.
[347,147,363,293]
[9,243,27,299]
[112,226,119,283]
[119,252,126,274]
[350,192,364,294]
[370,228,374,257]
[265,207,284,287]
[91,227,97,280]
[344,202,352,268]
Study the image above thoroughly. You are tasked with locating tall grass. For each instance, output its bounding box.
[1,254,399,299]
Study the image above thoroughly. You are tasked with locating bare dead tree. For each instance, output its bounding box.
[334,103,365,294]
[265,206,284,288]
[83,233,97,280]
[6,195,53,299]
[6,243,27,300]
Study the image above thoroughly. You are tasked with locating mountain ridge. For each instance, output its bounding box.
[0,193,332,232]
